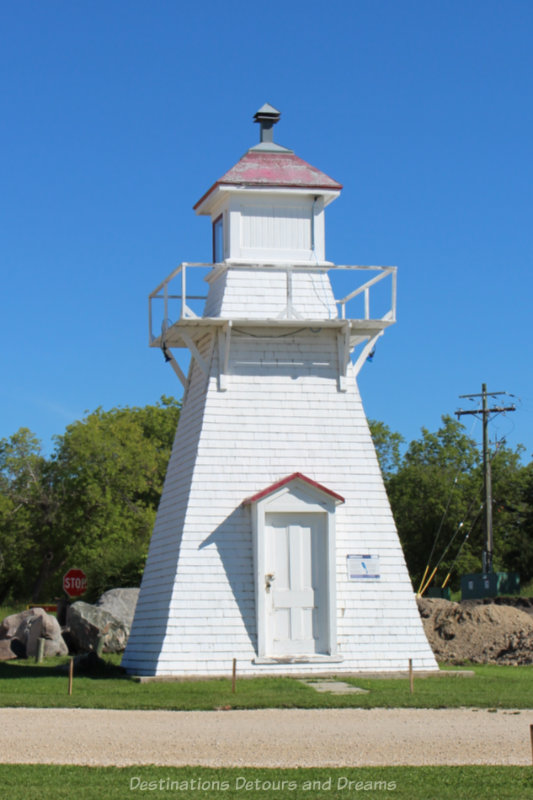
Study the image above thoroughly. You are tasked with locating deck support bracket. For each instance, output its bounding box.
[180,330,209,377]
[352,330,384,378]
[337,322,351,392]
[161,344,188,390]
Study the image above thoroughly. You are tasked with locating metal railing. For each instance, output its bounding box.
[334,265,397,322]
[148,262,210,343]
[148,262,397,344]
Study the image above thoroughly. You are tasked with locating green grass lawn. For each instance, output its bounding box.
[0,657,532,710]
[1,657,532,798]
[2,609,532,799]
[0,766,531,800]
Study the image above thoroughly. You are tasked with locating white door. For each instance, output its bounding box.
[265,512,328,655]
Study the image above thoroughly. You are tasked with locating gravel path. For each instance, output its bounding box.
[1,708,532,766]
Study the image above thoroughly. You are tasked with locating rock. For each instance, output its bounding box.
[64,589,139,653]
[0,608,68,659]
[94,588,139,631]
[0,639,17,661]
[29,613,68,658]
[15,607,47,643]
[0,609,35,640]
[14,608,68,658]
[66,601,129,653]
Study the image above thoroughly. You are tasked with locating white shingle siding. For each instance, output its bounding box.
[122,267,437,676]
[204,267,337,320]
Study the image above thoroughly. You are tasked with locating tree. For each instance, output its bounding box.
[385,416,482,590]
[368,419,404,478]
[0,397,180,603]
[489,447,533,581]
[50,396,180,598]
[0,428,57,603]
[382,415,533,592]
[518,463,533,585]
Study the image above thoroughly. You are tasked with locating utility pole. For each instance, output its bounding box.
[456,384,515,574]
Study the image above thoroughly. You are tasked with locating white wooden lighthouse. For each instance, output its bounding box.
[122,105,437,676]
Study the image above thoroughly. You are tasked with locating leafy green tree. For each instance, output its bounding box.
[0,397,180,603]
[382,415,533,591]
[0,428,58,604]
[368,419,404,478]
[519,463,533,587]
[51,396,180,598]
[385,416,482,591]
[489,447,533,580]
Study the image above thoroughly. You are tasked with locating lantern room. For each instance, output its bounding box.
[193,104,342,265]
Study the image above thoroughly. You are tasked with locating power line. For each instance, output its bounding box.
[455,383,515,574]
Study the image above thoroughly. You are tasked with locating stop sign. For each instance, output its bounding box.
[63,568,88,598]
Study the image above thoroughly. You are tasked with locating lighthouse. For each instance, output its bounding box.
[122,105,437,676]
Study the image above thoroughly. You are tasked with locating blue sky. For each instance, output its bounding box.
[1,0,532,460]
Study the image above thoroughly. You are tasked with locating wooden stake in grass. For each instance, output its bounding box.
[409,658,414,694]
[530,724,533,765]
[35,637,45,664]
[68,657,74,696]
[232,658,237,694]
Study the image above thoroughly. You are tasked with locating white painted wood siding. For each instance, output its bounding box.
[241,205,312,251]
[204,266,337,320]
[216,193,326,264]
[123,319,437,676]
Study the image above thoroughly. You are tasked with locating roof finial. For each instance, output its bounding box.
[253,103,281,145]
[249,104,292,154]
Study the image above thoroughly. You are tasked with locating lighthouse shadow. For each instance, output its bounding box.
[199,506,257,651]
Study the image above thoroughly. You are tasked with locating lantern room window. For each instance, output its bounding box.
[213,214,224,262]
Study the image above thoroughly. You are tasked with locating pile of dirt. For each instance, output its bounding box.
[417,597,533,665]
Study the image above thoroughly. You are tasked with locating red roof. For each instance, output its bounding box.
[242,472,345,505]
[194,151,342,210]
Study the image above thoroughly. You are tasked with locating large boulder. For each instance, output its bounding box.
[0,609,34,640]
[0,639,17,661]
[14,608,68,658]
[1,608,67,658]
[14,608,47,649]
[29,612,68,657]
[66,601,129,653]
[94,588,139,631]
